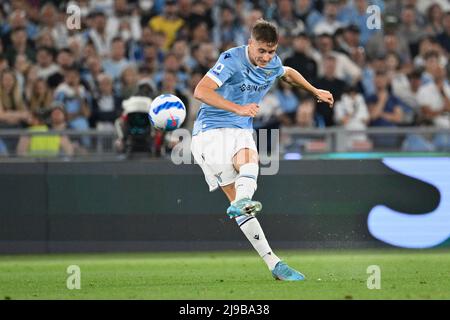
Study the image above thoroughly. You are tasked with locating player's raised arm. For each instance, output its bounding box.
[194,76,259,117]
[281,66,334,107]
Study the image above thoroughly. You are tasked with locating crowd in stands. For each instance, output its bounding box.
[0,0,449,157]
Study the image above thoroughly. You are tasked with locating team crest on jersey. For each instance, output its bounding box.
[212,63,224,75]
[263,70,273,78]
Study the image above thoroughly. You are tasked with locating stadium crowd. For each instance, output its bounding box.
[0,0,449,156]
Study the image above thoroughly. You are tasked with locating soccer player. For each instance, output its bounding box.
[191,19,334,281]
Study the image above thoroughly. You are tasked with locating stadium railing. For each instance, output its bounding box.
[0,127,449,160]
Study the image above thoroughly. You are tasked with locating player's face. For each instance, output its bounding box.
[248,39,277,67]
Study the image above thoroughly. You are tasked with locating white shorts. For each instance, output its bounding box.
[191,128,258,192]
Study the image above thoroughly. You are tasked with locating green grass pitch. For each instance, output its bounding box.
[1,249,449,299]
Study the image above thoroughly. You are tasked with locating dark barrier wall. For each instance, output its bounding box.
[0,160,444,253]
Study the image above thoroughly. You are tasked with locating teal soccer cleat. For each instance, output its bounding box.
[272,261,305,281]
[226,197,262,219]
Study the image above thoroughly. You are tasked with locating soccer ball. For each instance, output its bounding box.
[148,94,186,131]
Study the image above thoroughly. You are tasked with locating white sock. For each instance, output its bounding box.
[234,163,258,202]
[235,215,281,270]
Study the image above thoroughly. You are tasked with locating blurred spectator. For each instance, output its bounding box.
[36,47,59,81]
[274,80,301,127]
[28,78,54,113]
[425,3,445,36]
[385,0,427,27]
[129,26,154,63]
[120,65,139,99]
[171,39,194,74]
[0,69,30,129]
[106,0,142,42]
[139,44,160,74]
[335,25,361,59]
[153,52,189,92]
[314,55,346,127]
[421,51,445,85]
[284,32,318,89]
[313,0,344,36]
[177,0,194,23]
[254,88,282,130]
[384,52,415,124]
[437,12,450,52]
[54,66,91,146]
[241,8,263,42]
[102,37,130,81]
[273,0,305,59]
[213,4,246,50]
[81,55,103,97]
[392,69,423,122]
[343,0,379,46]
[2,9,39,48]
[13,53,31,97]
[35,29,56,49]
[148,0,184,51]
[90,73,122,130]
[413,37,447,70]
[0,55,8,74]
[334,84,371,150]
[189,21,211,47]
[365,15,411,63]
[16,106,75,157]
[398,5,429,57]
[90,0,114,15]
[48,102,77,142]
[190,42,218,75]
[383,31,412,66]
[5,27,35,66]
[367,70,407,147]
[81,40,99,64]
[47,48,76,89]
[296,99,316,128]
[416,65,450,150]
[311,33,361,85]
[183,0,214,31]
[294,0,322,34]
[39,3,69,49]
[368,71,405,127]
[253,88,283,155]
[84,11,112,58]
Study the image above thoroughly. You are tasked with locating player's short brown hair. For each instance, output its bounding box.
[251,19,278,45]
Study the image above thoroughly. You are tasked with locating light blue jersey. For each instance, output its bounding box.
[192,45,286,135]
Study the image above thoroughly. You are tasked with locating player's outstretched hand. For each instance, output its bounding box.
[237,103,260,117]
[315,89,334,107]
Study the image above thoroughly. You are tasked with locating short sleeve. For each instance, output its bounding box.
[277,66,287,78]
[274,55,286,78]
[206,51,238,87]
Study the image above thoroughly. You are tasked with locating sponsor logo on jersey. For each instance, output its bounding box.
[240,83,270,92]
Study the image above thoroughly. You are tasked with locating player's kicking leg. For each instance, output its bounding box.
[221,148,305,281]
[225,148,262,218]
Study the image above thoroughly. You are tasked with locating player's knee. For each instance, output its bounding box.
[234,149,259,169]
